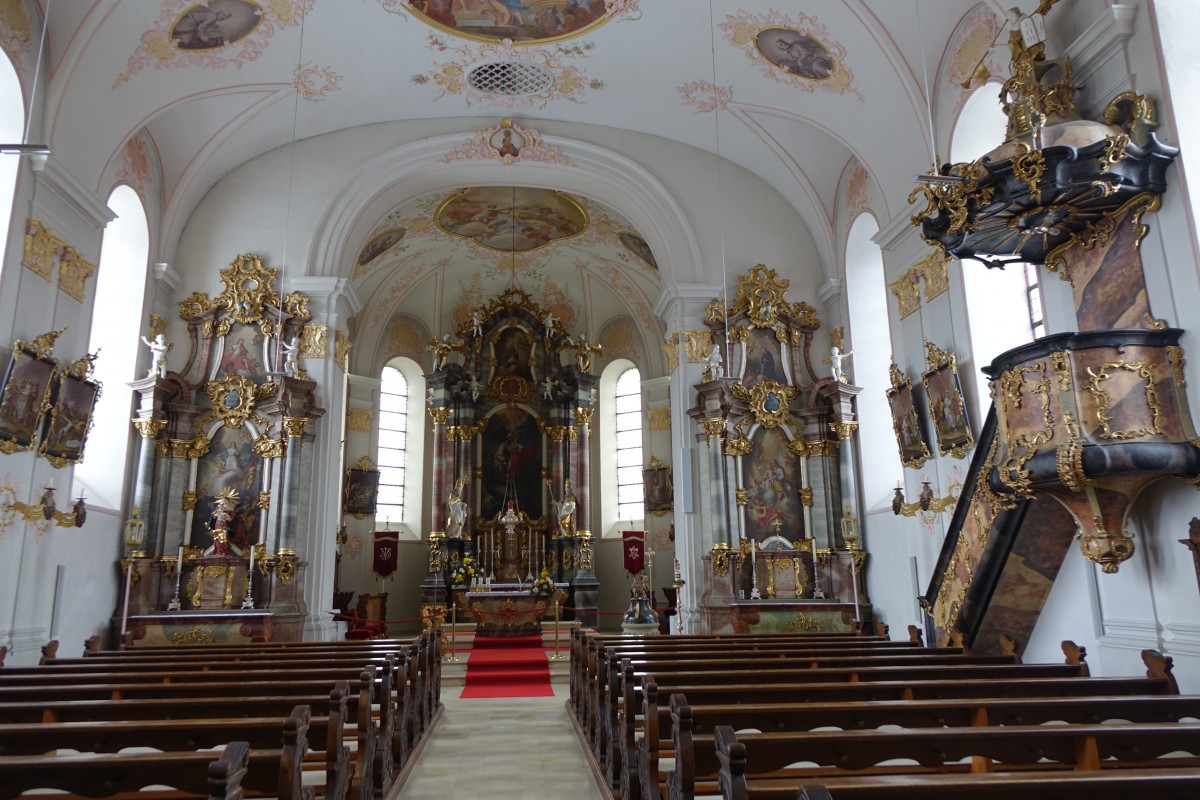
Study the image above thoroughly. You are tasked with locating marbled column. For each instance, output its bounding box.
[428,406,451,534]
[131,417,166,542]
[572,406,593,532]
[277,417,308,555]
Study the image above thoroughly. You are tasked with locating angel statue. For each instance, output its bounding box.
[427,332,460,370]
[570,333,603,373]
[830,345,854,384]
[140,333,171,379]
[702,343,723,381]
[281,335,301,378]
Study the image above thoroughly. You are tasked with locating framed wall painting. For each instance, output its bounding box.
[343,459,380,519]
[886,361,931,469]
[643,456,673,516]
[922,341,975,459]
[0,341,57,455]
[39,361,101,468]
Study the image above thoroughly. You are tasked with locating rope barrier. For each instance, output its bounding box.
[326,610,445,626]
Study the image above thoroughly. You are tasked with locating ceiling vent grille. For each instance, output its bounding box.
[467,61,554,96]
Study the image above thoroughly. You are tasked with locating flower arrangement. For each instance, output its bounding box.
[530,568,556,596]
[450,555,477,586]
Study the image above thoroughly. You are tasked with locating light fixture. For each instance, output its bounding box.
[0,0,53,157]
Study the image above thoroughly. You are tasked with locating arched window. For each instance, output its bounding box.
[598,359,644,534]
[953,86,1044,418]
[72,186,149,509]
[376,364,409,525]
[0,51,24,273]
[375,357,425,533]
[614,367,645,522]
[845,212,901,506]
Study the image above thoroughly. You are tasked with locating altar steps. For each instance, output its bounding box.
[440,630,574,688]
[460,634,554,698]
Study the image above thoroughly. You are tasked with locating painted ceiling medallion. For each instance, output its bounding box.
[390,0,638,45]
[721,10,860,100]
[435,187,588,253]
[441,119,575,166]
[618,232,657,270]
[116,0,313,88]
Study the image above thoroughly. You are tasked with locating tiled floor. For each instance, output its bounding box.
[398,685,608,800]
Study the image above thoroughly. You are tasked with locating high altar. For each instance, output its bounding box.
[691,267,871,634]
[113,255,323,646]
[417,288,600,629]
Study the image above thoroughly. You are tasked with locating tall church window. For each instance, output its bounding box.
[953,86,1043,418]
[845,212,901,505]
[376,364,408,526]
[72,186,149,509]
[614,367,645,523]
[0,52,23,273]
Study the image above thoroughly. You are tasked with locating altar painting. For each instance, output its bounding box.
[741,327,787,385]
[480,406,543,520]
[407,0,612,44]
[216,325,266,380]
[191,426,262,552]
[435,187,587,253]
[742,427,804,541]
[492,326,534,381]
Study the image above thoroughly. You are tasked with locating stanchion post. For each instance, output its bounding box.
[446,600,462,663]
[549,596,565,660]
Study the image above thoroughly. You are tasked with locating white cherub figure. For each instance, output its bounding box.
[281,336,301,378]
[467,375,482,401]
[543,310,558,332]
[140,333,170,378]
[702,343,723,380]
[830,345,854,383]
[541,377,555,400]
[471,310,484,338]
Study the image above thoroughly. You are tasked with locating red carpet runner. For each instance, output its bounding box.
[459,635,554,699]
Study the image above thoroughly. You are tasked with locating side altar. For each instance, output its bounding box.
[456,583,568,637]
[113,255,324,647]
[690,267,874,633]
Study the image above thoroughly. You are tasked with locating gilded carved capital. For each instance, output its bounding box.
[428,407,451,425]
[573,407,594,426]
[829,420,858,440]
[132,417,167,439]
[701,417,725,439]
[282,417,309,438]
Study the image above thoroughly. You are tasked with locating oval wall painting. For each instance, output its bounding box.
[170,1,263,51]
[619,231,657,270]
[406,0,616,45]
[754,27,834,80]
[357,227,407,268]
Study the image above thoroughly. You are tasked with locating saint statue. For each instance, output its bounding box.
[209,491,236,556]
[281,335,301,378]
[702,343,723,381]
[557,480,577,538]
[446,479,468,538]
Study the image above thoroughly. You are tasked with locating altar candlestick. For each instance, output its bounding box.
[175,546,184,576]
[247,543,255,575]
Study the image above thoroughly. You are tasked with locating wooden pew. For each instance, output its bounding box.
[598,656,1076,787]
[704,722,1200,800]
[784,771,1200,800]
[0,708,314,800]
[653,691,1200,800]
[0,668,392,797]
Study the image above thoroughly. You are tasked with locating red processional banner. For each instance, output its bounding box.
[622,530,646,574]
[373,530,399,578]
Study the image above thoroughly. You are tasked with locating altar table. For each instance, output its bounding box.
[457,584,566,637]
[730,601,862,634]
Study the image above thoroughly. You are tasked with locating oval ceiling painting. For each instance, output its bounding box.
[436,187,588,252]
[754,27,834,80]
[170,1,263,51]
[405,0,617,45]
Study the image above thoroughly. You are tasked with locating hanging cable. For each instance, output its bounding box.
[274,13,306,373]
[707,0,731,367]
[914,0,940,171]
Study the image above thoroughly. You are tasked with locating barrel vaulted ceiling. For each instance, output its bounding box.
[6,0,1018,362]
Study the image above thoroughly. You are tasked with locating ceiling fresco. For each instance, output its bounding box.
[434,187,588,253]
[396,0,634,45]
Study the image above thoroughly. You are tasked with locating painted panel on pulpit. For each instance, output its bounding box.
[742,328,787,385]
[742,427,804,541]
[192,425,263,553]
[492,327,534,381]
[481,406,543,520]
[216,325,267,380]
